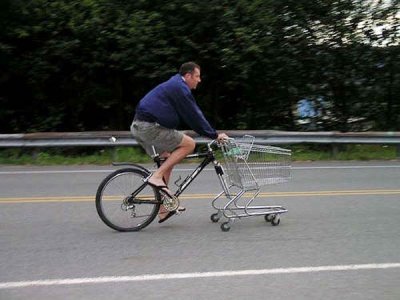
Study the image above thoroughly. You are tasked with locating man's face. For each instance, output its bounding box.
[184,68,201,90]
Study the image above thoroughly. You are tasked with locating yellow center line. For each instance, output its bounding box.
[0,189,400,203]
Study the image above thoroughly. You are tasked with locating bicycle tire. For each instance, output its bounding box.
[96,167,161,232]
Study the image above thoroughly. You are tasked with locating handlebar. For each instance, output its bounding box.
[207,137,234,151]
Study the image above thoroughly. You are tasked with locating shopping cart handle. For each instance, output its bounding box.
[212,137,233,146]
[208,139,218,148]
[207,138,226,150]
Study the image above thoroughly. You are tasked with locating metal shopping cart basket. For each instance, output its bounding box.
[211,135,291,231]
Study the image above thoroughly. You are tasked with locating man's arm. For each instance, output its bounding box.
[173,90,218,139]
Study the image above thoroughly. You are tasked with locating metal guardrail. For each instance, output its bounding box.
[1,130,400,146]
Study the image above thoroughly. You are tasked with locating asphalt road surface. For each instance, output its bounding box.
[1,161,400,300]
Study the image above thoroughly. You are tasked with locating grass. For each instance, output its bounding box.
[0,144,398,165]
[0,147,151,165]
[291,144,398,161]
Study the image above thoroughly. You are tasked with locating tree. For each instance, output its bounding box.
[0,0,398,133]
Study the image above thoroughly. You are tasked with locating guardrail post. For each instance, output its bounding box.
[112,147,118,161]
[397,144,400,159]
[32,148,39,161]
[331,144,338,159]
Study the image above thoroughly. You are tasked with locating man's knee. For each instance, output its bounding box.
[180,135,196,152]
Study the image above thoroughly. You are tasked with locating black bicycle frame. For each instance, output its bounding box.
[127,146,224,205]
[155,150,222,197]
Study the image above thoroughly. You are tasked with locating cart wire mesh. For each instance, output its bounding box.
[220,136,291,190]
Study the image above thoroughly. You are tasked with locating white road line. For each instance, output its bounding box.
[0,169,114,175]
[1,263,400,289]
[0,165,400,175]
[293,165,400,170]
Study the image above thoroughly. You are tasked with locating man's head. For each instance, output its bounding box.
[179,62,201,90]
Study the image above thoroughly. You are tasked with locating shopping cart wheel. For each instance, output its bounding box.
[265,214,274,223]
[271,214,280,226]
[221,222,231,232]
[210,213,220,223]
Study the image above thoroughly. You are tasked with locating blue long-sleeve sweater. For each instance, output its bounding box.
[135,74,218,139]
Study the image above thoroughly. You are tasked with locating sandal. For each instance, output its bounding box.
[158,211,176,223]
[158,207,186,223]
[147,182,173,197]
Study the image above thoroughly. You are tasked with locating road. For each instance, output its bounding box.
[1,161,400,299]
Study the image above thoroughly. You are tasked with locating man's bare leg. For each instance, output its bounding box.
[156,161,175,217]
[148,134,195,193]
[147,135,194,219]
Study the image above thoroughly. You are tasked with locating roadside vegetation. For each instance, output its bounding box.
[1,1,399,134]
[0,144,397,165]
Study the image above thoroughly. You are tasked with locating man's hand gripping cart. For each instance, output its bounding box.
[211,136,291,231]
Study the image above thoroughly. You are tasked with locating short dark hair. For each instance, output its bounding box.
[179,62,200,76]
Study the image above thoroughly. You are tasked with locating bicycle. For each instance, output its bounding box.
[95,136,291,232]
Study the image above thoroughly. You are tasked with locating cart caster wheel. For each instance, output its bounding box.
[211,213,220,223]
[221,222,231,232]
[271,215,280,226]
[265,214,274,223]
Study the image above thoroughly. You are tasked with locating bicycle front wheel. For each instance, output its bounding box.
[96,168,161,232]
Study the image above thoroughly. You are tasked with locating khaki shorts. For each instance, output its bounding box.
[130,121,184,156]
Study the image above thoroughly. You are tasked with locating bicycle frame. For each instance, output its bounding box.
[117,141,228,206]
[154,142,229,198]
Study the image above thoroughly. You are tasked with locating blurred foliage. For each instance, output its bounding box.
[0,144,397,165]
[0,0,399,133]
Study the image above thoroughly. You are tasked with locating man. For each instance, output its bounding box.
[131,62,228,223]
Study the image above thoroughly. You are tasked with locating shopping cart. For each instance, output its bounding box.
[211,135,291,231]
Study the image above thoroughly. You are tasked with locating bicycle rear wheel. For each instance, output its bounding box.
[96,168,161,231]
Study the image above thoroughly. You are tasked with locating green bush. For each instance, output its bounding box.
[0,144,397,165]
